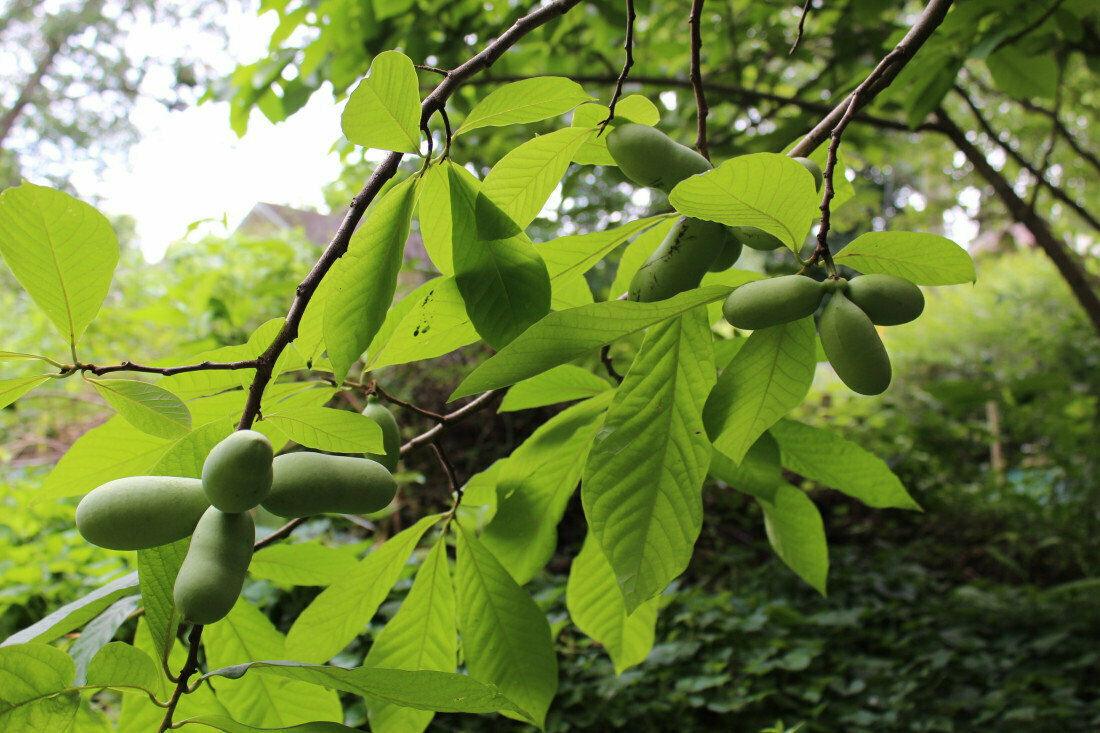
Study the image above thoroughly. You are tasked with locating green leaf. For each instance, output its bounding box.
[476,127,592,238]
[148,420,234,477]
[447,163,551,347]
[451,285,732,398]
[566,534,658,674]
[668,153,819,252]
[89,379,191,439]
[609,218,678,297]
[325,176,418,379]
[482,392,613,584]
[366,276,480,370]
[986,45,1058,100]
[205,601,343,727]
[85,642,160,695]
[582,308,715,610]
[286,514,443,663]
[770,419,921,510]
[69,597,142,684]
[137,539,190,668]
[783,139,855,211]
[571,95,661,166]
[454,524,557,729]
[0,350,54,362]
[373,0,413,21]
[456,77,593,135]
[0,375,51,409]
[365,540,456,733]
[340,50,421,152]
[250,542,359,587]
[0,643,78,729]
[538,215,672,285]
[203,661,528,718]
[1,573,139,647]
[499,364,611,412]
[703,318,816,463]
[0,182,119,345]
[176,716,358,733]
[416,165,456,275]
[834,231,976,285]
[263,407,383,453]
[708,435,782,503]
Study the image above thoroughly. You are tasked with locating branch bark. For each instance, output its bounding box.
[688,0,710,158]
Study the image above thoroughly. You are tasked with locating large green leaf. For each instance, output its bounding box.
[454,524,557,729]
[0,182,119,345]
[65,596,142,684]
[668,153,819,252]
[451,285,732,398]
[250,542,359,587]
[366,276,480,370]
[581,307,715,610]
[571,94,661,165]
[205,602,343,728]
[1,573,138,647]
[148,419,234,477]
[365,540,456,733]
[137,538,190,668]
[833,231,976,285]
[340,50,421,152]
[89,378,191,439]
[565,534,658,674]
[476,127,592,239]
[482,392,612,584]
[263,407,383,453]
[447,163,551,347]
[0,643,78,729]
[456,77,593,135]
[499,364,611,412]
[416,164,457,274]
[703,318,817,463]
[538,215,672,285]
[770,419,921,510]
[0,374,51,409]
[286,515,443,662]
[84,642,161,695]
[986,44,1058,101]
[325,176,418,380]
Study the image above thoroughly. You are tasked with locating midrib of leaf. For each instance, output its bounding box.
[463,95,580,130]
[358,76,417,151]
[34,201,77,345]
[220,621,294,727]
[489,135,579,215]
[410,548,444,670]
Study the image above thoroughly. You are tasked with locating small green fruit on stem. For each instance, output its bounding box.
[173,507,255,624]
[846,274,925,325]
[722,275,826,330]
[362,397,401,471]
[817,292,892,395]
[201,430,274,513]
[76,476,209,550]
[262,453,397,518]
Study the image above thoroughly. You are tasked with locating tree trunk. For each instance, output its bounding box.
[0,36,62,150]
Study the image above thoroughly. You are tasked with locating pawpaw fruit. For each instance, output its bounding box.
[794,156,823,191]
[722,275,826,330]
[76,476,209,550]
[707,230,744,272]
[262,453,397,518]
[607,123,711,192]
[845,274,924,325]
[362,397,400,471]
[728,225,786,251]
[173,507,254,624]
[817,292,892,395]
[629,216,727,301]
[201,430,273,513]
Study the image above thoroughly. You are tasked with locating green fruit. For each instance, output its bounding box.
[262,453,397,518]
[729,225,786,251]
[362,397,400,471]
[823,277,848,293]
[794,156,823,190]
[173,507,254,624]
[846,274,925,325]
[607,123,711,192]
[722,275,826,330]
[201,430,273,513]
[76,476,209,550]
[707,230,744,272]
[629,217,727,302]
[817,292,892,395]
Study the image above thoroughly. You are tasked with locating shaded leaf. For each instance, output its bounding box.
[499,364,611,412]
[457,77,592,135]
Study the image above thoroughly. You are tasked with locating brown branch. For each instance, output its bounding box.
[688,0,710,159]
[789,0,813,55]
[599,345,623,384]
[400,390,500,455]
[235,0,585,432]
[598,0,636,132]
[994,0,1063,52]
[254,518,306,551]
[74,359,259,377]
[370,381,446,421]
[430,440,460,497]
[157,624,203,732]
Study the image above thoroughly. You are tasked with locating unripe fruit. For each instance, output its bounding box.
[728,225,786,251]
[76,476,209,550]
[794,156,823,190]
[201,430,273,513]
[823,277,848,293]
[846,274,924,325]
[818,292,892,395]
[629,217,726,302]
[707,230,744,272]
[262,453,397,518]
[607,124,711,192]
[173,508,254,624]
[361,397,400,471]
[722,275,826,330]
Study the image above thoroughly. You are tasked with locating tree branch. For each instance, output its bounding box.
[73,359,259,377]
[789,0,813,56]
[688,0,710,159]
[399,390,501,455]
[157,624,203,732]
[598,0,636,132]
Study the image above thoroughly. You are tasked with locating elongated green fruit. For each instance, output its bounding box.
[76,476,209,550]
[262,453,397,518]
[722,275,826,330]
[707,230,744,272]
[201,430,273,513]
[607,123,711,192]
[818,292,892,395]
[362,397,400,471]
[629,217,726,301]
[173,508,254,624]
[846,274,925,325]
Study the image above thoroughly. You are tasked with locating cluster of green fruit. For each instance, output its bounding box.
[723,273,924,394]
[605,123,823,302]
[76,397,402,624]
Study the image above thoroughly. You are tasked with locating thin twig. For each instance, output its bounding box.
[415,63,449,76]
[688,0,710,159]
[598,0,636,133]
[599,345,623,384]
[430,440,460,496]
[400,390,500,454]
[254,518,306,551]
[73,359,258,377]
[371,381,446,421]
[789,0,813,55]
[157,625,203,732]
